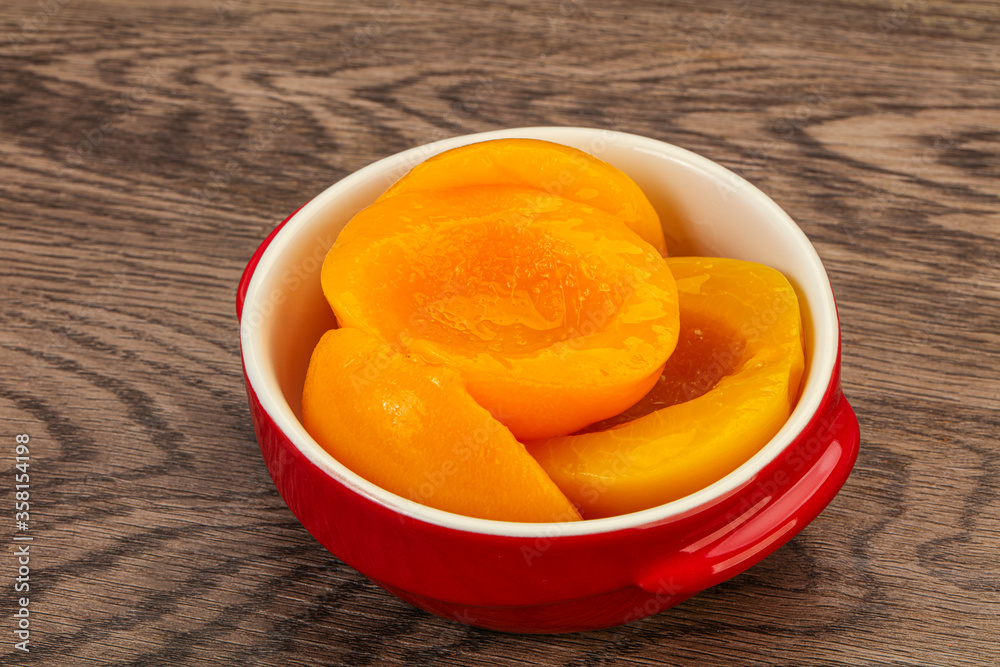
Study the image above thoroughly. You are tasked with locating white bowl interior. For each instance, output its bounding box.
[240,127,839,537]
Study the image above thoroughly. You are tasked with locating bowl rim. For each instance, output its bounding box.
[240,126,840,538]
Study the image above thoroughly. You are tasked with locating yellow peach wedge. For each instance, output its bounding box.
[379,138,668,255]
[302,327,582,523]
[527,257,805,519]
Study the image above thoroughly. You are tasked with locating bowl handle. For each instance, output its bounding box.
[635,393,860,597]
[236,204,308,322]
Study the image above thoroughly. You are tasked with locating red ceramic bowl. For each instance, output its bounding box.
[237,127,860,634]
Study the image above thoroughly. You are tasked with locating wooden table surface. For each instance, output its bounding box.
[2,0,998,664]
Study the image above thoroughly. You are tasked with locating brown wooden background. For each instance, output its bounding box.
[1,0,998,664]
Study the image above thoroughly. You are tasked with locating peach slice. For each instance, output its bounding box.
[302,327,582,523]
[322,185,680,440]
[379,138,668,255]
[527,257,805,519]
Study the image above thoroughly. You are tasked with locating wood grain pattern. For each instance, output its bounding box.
[1,0,997,664]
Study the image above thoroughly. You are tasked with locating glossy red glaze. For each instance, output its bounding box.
[237,213,860,634]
